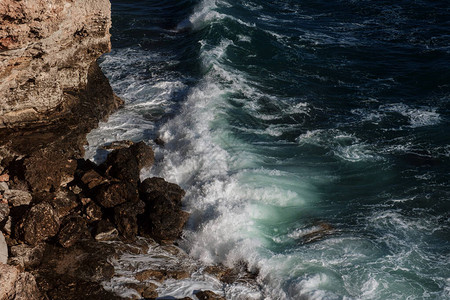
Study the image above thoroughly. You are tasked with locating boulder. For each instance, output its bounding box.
[101,141,154,185]
[57,215,90,248]
[19,202,60,245]
[0,231,7,264]
[3,189,32,207]
[0,263,19,299]
[139,177,189,241]
[94,181,139,208]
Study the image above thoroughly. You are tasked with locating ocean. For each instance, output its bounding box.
[85,0,450,299]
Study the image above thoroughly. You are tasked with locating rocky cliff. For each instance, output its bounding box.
[0,0,113,128]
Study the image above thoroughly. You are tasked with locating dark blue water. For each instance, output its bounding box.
[87,0,450,298]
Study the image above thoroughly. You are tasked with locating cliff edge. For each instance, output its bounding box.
[0,0,114,128]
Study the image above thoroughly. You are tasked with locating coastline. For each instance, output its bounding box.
[0,1,259,299]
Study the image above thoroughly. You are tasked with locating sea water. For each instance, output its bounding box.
[86,0,450,299]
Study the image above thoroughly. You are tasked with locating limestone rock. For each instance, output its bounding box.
[0,0,112,128]
[3,189,32,207]
[0,231,7,264]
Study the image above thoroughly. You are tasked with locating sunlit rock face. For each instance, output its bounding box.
[0,0,112,127]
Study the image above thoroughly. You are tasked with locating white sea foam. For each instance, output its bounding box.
[352,103,441,128]
[296,129,379,162]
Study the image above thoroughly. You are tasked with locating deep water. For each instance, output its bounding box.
[86,0,450,299]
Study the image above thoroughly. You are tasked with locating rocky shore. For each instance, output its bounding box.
[0,0,260,299]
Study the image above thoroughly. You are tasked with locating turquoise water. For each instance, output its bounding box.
[86,0,450,298]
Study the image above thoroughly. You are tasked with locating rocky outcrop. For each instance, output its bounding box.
[0,0,112,128]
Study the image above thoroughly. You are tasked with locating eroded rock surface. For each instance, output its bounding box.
[0,0,112,127]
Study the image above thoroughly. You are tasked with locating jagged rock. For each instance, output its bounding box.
[57,215,90,248]
[9,243,45,269]
[3,189,32,207]
[101,142,154,185]
[94,181,139,208]
[85,202,103,222]
[114,200,145,240]
[135,269,189,282]
[51,190,78,219]
[0,263,19,299]
[139,177,189,241]
[194,290,226,300]
[81,169,109,189]
[0,202,9,223]
[20,202,60,245]
[93,220,118,241]
[0,231,7,263]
